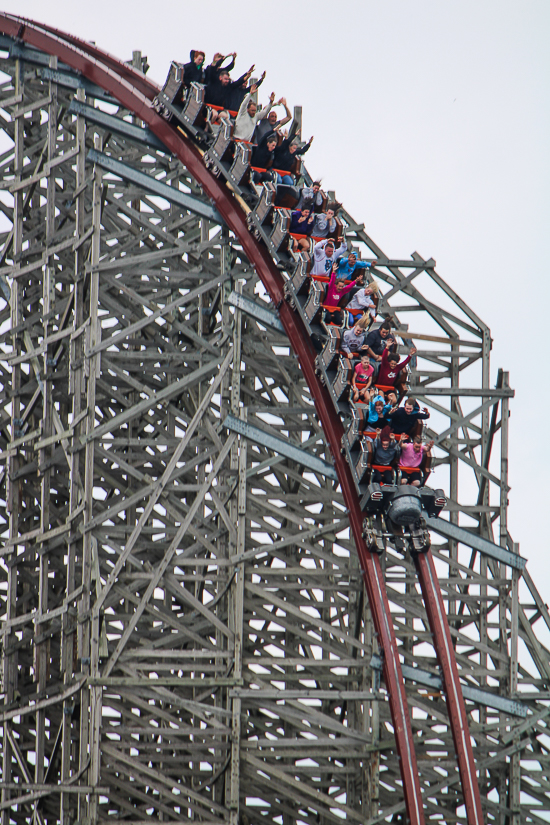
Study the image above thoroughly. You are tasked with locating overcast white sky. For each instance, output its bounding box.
[8,1,550,578]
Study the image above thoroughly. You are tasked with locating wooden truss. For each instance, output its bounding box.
[0,37,548,825]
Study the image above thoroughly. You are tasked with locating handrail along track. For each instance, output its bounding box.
[0,14,484,823]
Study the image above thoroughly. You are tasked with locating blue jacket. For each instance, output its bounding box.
[366,396,392,426]
[337,258,371,280]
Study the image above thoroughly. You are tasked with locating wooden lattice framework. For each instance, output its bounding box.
[0,34,549,825]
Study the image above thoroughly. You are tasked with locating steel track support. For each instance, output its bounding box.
[2,14,547,824]
[0,19,424,823]
[1,54,22,825]
[415,551,484,824]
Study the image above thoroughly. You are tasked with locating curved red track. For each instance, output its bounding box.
[1,14,483,824]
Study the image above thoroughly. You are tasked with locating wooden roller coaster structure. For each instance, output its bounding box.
[0,13,549,825]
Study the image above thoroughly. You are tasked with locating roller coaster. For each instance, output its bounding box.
[0,13,549,825]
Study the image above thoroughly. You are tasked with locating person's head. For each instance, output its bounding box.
[312,181,321,193]
[219,71,230,85]
[360,353,370,365]
[404,397,415,414]
[380,425,391,449]
[379,323,392,339]
[353,323,364,336]
[267,110,278,125]
[289,140,299,154]
[367,280,380,295]
[266,137,277,151]
[412,435,423,453]
[193,51,205,66]
[325,242,335,257]
[326,208,335,220]
[335,280,347,292]
[374,400,384,415]
[348,253,357,266]
[247,100,257,117]
[388,352,400,368]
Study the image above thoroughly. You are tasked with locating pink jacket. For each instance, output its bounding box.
[325,270,357,307]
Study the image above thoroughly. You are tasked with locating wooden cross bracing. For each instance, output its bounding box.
[0,47,547,825]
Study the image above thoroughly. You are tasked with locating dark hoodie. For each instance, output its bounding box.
[223,74,264,113]
[251,131,277,170]
[204,54,240,107]
[204,54,236,85]
[272,136,310,174]
[183,50,205,85]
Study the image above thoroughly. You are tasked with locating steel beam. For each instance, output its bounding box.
[427,517,527,570]
[371,656,528,718]
[223,413,338,480]
[86,148,222,222]
[69,99,167,152]
[227,290,285,332]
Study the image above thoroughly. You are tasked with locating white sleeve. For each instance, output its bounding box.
[313,239,328,261]
[357,291,374,309]
[238,93,251,116]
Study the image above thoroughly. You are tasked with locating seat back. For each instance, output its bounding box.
[346,403,365,452]
[162,61,185,103]
[253,182,276,227]
[182,82,205,127]
[203,120,234,172]
[318,326,341,372]
[332,355,353,401]
[289,253,310,296]
[355,437,373,484]
[228,141,251,187]
[303,279,324,324]
[270,209,291,253]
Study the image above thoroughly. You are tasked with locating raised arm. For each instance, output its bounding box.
[340,279,358,296]
[236,92,252,119]
[218,52,236,72]
[333,240,347,262]
[277,98,292,127]
[257,90,275,121]
[313,239,329,261]
[296,136,314,156]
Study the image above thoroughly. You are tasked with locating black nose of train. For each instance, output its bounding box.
[361,482,446,524]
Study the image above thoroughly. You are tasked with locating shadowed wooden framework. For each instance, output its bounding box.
[0,42,548,825]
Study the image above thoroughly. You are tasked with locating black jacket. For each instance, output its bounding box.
[204,56,239,107]
[183,50,205,85]
[251,132,277,169]
[387,407,430,435]
[224,74,264,112]
[205,72,249,109]
[204,54,236,85]
[365,328,396,356]
[272,137,310,173]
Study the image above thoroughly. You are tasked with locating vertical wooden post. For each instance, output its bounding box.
[78,134,103,825]
[227,282,244,823]
[508,545,520,825]
[61,82,87,825]
[1,56,23,825]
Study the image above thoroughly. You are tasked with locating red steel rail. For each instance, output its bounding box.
[0,14,482,822]
[415,552,484,824]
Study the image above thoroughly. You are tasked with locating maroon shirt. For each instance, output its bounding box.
[377,348,411,386]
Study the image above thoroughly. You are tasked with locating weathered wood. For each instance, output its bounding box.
[0,44,547,825]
